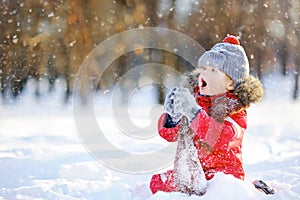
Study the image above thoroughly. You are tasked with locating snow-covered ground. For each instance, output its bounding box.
[0,71,300,200]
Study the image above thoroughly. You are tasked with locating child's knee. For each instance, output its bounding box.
[150,174,162,194]
[149,170,177,194]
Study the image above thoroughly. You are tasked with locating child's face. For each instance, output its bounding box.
[198,66,234,96]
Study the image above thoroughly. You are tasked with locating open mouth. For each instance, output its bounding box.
[201,78,207,88]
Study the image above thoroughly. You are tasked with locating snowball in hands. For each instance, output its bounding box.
[171,87,201,122]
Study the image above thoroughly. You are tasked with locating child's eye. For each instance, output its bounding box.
[211,68,216,72]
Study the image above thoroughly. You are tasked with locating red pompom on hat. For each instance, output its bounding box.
[222,35,240,45]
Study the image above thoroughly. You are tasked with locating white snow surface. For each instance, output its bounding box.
[0,71,300,199]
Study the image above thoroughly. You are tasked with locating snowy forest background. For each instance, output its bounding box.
[1,0,300,103]
[1,0,300,200]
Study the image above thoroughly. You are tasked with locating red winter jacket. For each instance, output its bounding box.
[158,93,247,180]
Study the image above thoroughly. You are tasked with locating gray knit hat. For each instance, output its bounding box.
[197,36,249,87]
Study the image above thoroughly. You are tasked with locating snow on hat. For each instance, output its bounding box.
[197,35,250,87]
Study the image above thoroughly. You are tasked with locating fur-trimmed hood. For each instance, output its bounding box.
[234,75,264,107]
[180,69,264,108]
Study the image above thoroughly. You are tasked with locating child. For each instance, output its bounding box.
[150,35,264,194]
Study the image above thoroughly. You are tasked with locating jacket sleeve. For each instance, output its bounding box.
[157,113,180,142]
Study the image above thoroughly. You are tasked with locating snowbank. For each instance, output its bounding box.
[0,72,300,199]
[149,173,267,200]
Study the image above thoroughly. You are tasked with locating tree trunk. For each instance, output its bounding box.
[294,56,300,100]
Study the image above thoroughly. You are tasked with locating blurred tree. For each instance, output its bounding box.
[289,0,300,99]
[294,54,300,100]
[0,0,300,102]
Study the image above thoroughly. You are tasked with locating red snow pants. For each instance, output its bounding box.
[150,170,178,194]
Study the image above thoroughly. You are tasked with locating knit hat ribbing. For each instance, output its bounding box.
[197,36,250,87]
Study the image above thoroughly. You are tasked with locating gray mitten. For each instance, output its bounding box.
[164,88,182,122]
[172,88,202,122]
